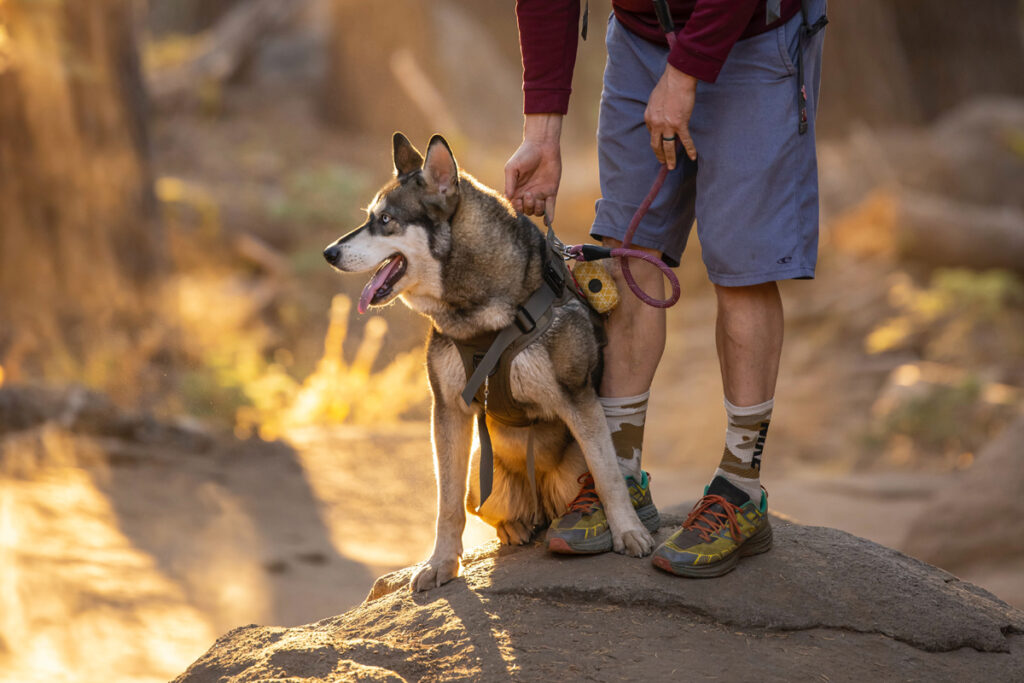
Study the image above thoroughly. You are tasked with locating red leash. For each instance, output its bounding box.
[563,163,680,308]
[564,19,682,309]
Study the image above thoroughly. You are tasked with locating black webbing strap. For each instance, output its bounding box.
[652,0,674,33]
[796,0,828,135]
[475,410,494,512]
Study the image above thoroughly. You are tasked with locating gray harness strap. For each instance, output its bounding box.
[459,280,561,410]
[457,228,582,513]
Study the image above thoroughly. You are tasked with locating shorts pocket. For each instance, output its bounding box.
[775,18,798,77]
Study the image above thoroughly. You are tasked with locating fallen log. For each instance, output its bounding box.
[830,188,1024,271]
[147,0,308,110]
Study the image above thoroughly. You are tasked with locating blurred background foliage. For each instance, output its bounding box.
[1,0,1022,449]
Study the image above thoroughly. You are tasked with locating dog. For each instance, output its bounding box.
[323,133,654,591]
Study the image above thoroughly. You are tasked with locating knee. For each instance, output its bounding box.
[714,281,779,306]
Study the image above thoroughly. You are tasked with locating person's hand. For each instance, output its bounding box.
[504,114,563,223]
[644,64,698,170]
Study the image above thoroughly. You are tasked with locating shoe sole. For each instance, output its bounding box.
[651,522,773,578]
[547,503,662,555]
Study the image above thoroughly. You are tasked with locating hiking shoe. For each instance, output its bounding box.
[651,476,772,578]
[546,470,661,554]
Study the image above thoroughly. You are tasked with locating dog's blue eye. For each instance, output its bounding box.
[380,213,391,224]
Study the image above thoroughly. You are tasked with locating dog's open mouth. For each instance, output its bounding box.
[358,253,407,313]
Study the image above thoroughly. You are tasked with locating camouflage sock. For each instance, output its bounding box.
[600,391,649,480]
[712,397,773,503]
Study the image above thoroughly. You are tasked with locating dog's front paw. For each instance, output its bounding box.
[410,556,460,592]
[612,526,655,558]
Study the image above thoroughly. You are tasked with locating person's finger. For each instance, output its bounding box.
[523,192,538,216]
[543,195,557,225]
[649,129,665,165]
[513,198,524,214]
[680,126,697,161]
[503,163,519,199]
[663,134,678,171]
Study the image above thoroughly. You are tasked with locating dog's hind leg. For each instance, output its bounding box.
[538,440,588,521]
[468,449,542,546]
[511,340,653,556]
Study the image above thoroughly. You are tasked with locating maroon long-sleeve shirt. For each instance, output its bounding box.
[517,0,801,114]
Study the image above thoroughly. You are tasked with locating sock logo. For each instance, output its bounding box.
[750,421,770,470]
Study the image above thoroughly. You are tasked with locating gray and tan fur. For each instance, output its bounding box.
[324,133,654,592]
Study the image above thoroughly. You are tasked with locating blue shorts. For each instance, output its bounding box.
[591,3,826,286]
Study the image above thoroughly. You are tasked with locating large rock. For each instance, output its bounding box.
[175,516,1024,682]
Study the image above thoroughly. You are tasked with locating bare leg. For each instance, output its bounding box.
[600,238,667,398]
[714,282,784,406]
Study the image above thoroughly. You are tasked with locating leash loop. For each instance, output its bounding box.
[560,159,682,309]
[556,23,683,309]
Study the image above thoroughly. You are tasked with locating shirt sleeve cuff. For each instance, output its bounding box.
[524,88,571,115]
[667,41,725,84]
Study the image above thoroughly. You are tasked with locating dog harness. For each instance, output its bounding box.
[455,228,590,512]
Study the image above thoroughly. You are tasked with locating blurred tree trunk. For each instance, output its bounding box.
[322,0,523,148]
[146,0,242,37]
[323,0,438,140]
[0,0,161,386]
[888,0,1024,120]
[820,0,1024,136]
[148,0,309,111]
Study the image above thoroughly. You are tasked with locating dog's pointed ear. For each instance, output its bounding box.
[422,135,459,197]
[393,132,423,176]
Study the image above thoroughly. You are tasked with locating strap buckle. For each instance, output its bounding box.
[514,307,536,334]
[543,262,565,296]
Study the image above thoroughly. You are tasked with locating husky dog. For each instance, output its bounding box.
[324,133,654,591]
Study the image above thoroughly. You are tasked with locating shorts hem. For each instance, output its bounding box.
[706,265,815,287]
[590,223,682,268]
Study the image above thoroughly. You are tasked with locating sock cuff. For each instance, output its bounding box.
[600,391,650,416]
[724,396,774,418]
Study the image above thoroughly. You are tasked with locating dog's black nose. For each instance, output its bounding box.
[323,244,341,264]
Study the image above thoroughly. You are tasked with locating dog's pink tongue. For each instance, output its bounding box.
[358,257,401,314]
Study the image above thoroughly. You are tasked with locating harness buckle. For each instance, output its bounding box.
[543,262,565,296]
[514,307,536,334]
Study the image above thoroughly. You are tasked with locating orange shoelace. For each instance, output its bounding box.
[566,472,601,513]
[683,494,742,543]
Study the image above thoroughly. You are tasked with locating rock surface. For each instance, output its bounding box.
[175,516,1024,682]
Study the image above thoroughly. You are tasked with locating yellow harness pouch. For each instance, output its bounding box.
[572,259,619,314]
